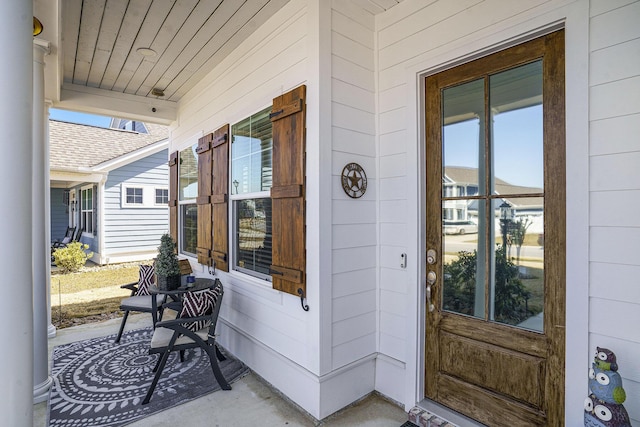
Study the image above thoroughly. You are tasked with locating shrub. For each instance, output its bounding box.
[53,242,93,274]
[443,245,532,325]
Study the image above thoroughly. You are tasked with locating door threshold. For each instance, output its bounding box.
[409,399,487,427]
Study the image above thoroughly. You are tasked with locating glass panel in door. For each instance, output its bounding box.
[441,61,545,332]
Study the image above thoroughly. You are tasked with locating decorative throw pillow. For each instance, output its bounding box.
[136,264,155,296]
[179,287,221,332]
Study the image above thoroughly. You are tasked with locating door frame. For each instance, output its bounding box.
[401,13,590,424]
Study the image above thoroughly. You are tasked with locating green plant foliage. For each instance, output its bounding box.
[443,245,532,325]
[53,242,93,274]
[155,233,180,277]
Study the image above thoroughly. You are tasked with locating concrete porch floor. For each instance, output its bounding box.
[34,314,408,426]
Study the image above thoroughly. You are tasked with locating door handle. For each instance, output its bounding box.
[427,270,436,312]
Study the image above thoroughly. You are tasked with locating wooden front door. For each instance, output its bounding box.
[425,31,565,426]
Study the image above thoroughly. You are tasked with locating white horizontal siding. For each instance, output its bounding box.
[102,150,168,258]
[333,269,377,299]
[590,113,640,156]
[330,1,377,371]
[589,2,640,425]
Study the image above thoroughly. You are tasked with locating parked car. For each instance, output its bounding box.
[443,220,478,235]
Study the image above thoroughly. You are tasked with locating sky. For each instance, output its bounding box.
[444,105,544,189]
[49,108,112,128]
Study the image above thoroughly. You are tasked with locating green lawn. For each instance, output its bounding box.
[51,263,143,328]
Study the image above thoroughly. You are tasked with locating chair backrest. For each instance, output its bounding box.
[64,226,76,238]
[207,279,224,337]
[73,227,85,242]
[61,226,76,244]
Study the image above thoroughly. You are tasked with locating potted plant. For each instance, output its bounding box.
[155,233,181,291]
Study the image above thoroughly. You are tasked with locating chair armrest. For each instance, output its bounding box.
[156,314,210,329]
[120,282,138,296]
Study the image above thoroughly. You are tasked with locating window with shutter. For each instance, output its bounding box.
[269,85,306,297]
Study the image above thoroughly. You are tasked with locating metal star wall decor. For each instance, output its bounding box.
[341,162,367,198]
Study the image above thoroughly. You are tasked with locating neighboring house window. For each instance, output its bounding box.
[155,188,169,205]
[121,185,168,207]
[231,107,273,279]
[179,145,198,256]
[126,187,143,204]
[80,186,94,234]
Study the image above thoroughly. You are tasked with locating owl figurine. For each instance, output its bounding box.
[584,394,631,427]
[589,363,626,404]
[595,347,618,372]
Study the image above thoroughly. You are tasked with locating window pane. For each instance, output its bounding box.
[490,61,543,194]
[232,107,273,194]
[234,198,272,277]
[442,201,486,319]
[181,204,198,256]
[490,197,544,332]
[126,187,143,204]
[156,188,168,204]
[443,78,485,198]
[179,145,198,200]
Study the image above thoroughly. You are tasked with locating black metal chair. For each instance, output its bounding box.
[51,226,76,250]
[72,226,85,243]
[142,278,230,405]
[114,265,166,343]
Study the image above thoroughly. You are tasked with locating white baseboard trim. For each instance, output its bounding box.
[217,318,377,420]
[375,354,407,406]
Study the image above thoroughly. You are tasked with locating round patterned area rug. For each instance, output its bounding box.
[47,327,248,426]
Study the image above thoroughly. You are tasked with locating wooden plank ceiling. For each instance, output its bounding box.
[62,0,291,103]
[61,0,404,104]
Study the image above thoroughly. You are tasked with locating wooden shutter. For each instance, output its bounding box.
[196,133,213,265]
[168,151,179,243]
[270,85,306,297]
[211,125,229,272]
[196,125,229,271]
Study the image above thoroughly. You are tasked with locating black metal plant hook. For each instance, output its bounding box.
[297,288,309,311]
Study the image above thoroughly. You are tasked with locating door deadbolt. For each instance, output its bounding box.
[427,249,437,265]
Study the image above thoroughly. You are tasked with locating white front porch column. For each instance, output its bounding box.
[33,39,53,404]
[46,102,56,339]
[0,1,35,425]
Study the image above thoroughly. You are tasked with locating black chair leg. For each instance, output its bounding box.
[143,350,171,405]
[151,353,162,373]
[206,345,231,390]
[215,344,226,361]
[114,311,130,343]
[179,349,185,363]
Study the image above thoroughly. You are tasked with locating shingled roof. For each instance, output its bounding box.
[49,120,168,171]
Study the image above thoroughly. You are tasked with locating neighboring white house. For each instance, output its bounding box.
[5,0,636,426]
[49,119,169,264]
